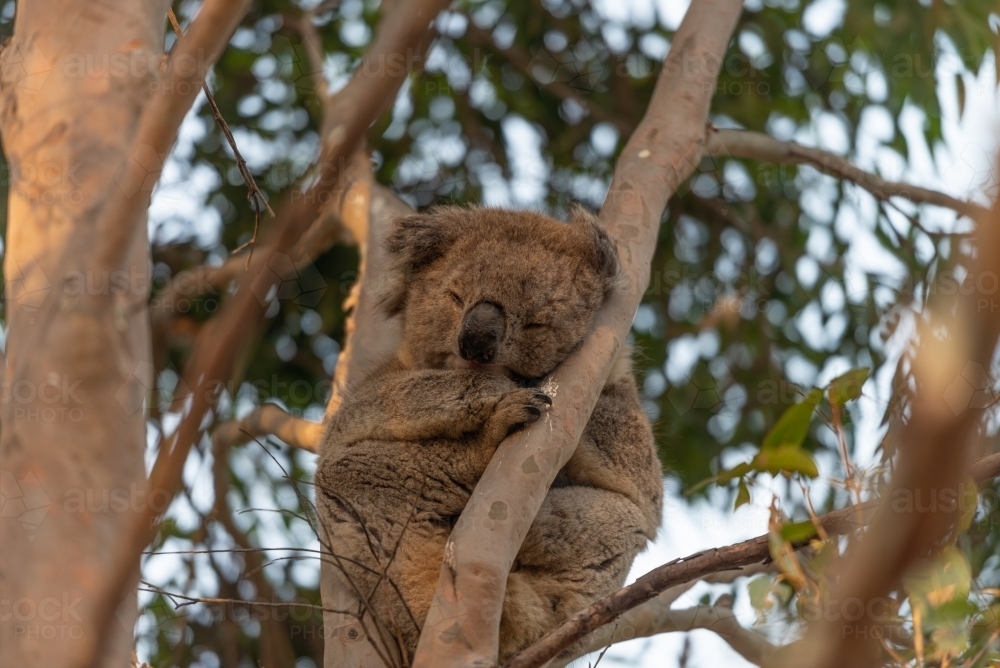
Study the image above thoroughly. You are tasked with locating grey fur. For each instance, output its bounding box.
[315,206,663,663]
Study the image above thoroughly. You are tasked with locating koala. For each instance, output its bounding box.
[315,206,663,664]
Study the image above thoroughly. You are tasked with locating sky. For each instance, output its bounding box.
[138,1,1000,666]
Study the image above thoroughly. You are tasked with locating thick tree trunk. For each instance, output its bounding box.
[0,2,167,665]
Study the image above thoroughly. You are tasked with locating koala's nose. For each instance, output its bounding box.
[458,302,504,364]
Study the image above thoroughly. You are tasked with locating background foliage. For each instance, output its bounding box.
[3,0,1000,665]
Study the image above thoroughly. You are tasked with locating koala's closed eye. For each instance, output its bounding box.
[523,322,548,330]
[449,290,464,307]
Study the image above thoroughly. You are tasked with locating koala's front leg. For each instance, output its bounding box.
[328,363,548,445]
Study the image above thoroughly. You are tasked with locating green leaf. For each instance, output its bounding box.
[761,388,823,450]
[774,581,795,606]
[957,478,979,534]
[690,445,819,496]
[735,479,751,509]
[904,547,973,615]
[686,462,753,495]
[753,446,820,478]
[747,575,773,611]
[780,520,818,544]
[827,367,870,407]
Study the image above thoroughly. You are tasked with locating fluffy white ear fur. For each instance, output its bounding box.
[376,207,469,315]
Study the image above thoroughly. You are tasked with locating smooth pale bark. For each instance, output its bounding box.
[411,1,745,665]
[0,1,167,665]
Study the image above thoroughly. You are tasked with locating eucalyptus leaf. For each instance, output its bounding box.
[827,367,870,407]
[761,388,823,450]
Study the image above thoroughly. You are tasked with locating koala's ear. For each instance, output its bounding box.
[570,205,620,294]
[378,208,466,314]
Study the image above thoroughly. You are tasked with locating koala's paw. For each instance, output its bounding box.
[484,388,552,445]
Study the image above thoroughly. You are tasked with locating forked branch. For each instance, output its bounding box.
[84,2,449,665]
[506,452,1000,668]
[410,1,745,665]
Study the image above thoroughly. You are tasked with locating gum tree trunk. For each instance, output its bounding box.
[0,2,166,665]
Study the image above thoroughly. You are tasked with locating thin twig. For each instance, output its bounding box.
[166,8,274,268]
[705,125,986,219]
[140,582,341,614]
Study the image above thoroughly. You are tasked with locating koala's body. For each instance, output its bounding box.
[315,206,663,663]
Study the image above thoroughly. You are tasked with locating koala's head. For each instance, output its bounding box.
[379,206,619,381]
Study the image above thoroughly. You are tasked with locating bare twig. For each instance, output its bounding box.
[95,0,254,277]
[166,7,275,270]
[705,126,986,218]
[139,581,346,615]
[410,1,745,665]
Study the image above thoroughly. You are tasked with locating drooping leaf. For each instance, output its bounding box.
[779,520,817,544]
[748,575,773,611]
[904,547,973,614]
[735,479,751,509]
[956,73,966,120]
[957,477,979,535]
[761,388,823,450]
[686,462,754,495]
[754,446,820,478]
[827,367,870,407]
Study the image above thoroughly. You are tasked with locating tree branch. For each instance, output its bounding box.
[505,451,1000,668]
[410,2,745,666]
[208,171,412,455]
[475,20,983,221]
[559,598,776,667]
[552,565,785,668]
[211,403,323,452]
[84,2,449,665]
[704,126,987,218]
[95,0,254,276]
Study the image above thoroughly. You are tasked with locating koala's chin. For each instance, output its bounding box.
[445,353,514,376]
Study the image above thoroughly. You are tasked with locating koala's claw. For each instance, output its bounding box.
[484,388,551,444]
[532,390,553,406]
